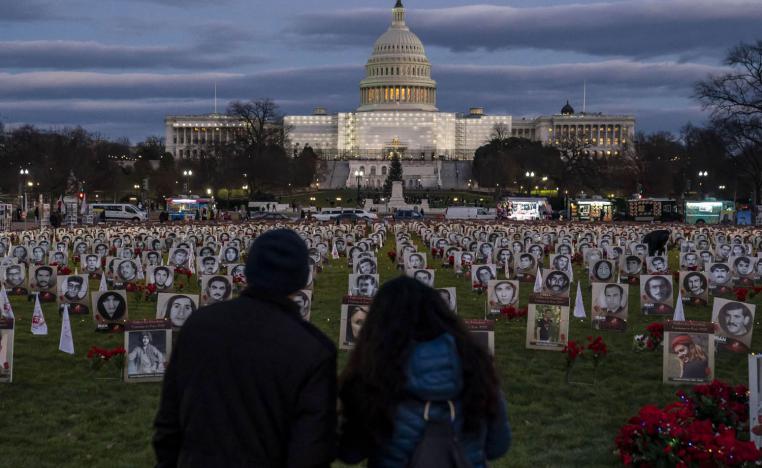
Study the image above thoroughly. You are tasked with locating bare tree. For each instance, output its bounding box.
[227,98,292,192]
[490,123,510,143]
[695,41,762,202]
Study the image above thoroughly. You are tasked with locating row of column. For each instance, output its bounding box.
[174,127,236,146]
[362,86,435,105]
[554,124,626,145]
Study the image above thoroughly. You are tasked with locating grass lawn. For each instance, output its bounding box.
[0,229,755,467]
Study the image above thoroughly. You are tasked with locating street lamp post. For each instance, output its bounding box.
[18,169,30,216]
[698,170,709,198]
[183,170,193,194]
[524,171,535,196]
[354,169,364,206]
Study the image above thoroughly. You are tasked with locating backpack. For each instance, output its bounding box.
[407,400,473,468]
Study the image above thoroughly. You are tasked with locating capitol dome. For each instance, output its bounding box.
[358,0,437,112]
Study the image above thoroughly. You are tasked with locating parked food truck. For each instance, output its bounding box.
[496,197,551,221]
[166,196,214,221]
[569,199,613,222]
[684,200,735,225]
[627,198,680,222]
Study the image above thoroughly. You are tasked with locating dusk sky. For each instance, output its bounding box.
[1,0,760,143]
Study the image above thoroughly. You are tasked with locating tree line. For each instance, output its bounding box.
[0,98,319,206]
[472,40,762,204]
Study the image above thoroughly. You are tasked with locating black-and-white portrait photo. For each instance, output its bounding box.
[156,293,199,329]
[349,274,379,297]
[290,289,312,321]
[148,266,175,291]
[2,264,27,295]
[126,328,168,381]
[168,247,190,268]
[410,269,435,287]
[200,275,233,306]
[92,290,128,323]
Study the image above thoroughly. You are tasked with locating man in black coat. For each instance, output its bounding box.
[154,229,337,467]
[643,229,670,256]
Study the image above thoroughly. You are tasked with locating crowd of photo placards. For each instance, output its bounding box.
[0,220,761,447]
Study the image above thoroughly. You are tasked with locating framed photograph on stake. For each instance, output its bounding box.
[526,303,569,351]
[486,280,519,316]
[156,293,199,330]
[464,319,495,356]
[662,320,714,385]
[711,298,755,353]
[591,283,628,331]
[124,320,172,383]
[0,317,14,384]
[339,296,372,350]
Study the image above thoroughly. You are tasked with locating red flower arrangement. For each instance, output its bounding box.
[572,253,583,265]
[86,345,127,372]
[387,251,397,262]
[734,287,749,302]
[448,255,455,267]
[472,282,487,293]
[431,248,438,258]
[615,380,760,466]
[562,340,585,383]
[57,265,72,275]
[634,322,664,352]
[586,335,608,368]
[125,282,138,293]
[175,267,193,278]
[500,306,528,320]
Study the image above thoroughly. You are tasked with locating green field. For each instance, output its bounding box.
[0,232,755,467]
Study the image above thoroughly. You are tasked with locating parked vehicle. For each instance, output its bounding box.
[166,197,214,221]
[444,206,495,220]
[684,200,735,225]
[89,203,147,222]
[393,209,423,220]
[496,197,550,220]
[626,198,681,222]
[312,208,377,221]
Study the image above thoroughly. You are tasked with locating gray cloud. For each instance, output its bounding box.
[0,1,61,22]
[288,0,762,58]
[0,40,264,70]
[0,59,722,140]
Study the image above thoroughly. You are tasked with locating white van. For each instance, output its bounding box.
[444,206,495,220]
[312,208,344,221]
[90,203,147,222]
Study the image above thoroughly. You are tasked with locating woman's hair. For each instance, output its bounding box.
[339,276,500,441]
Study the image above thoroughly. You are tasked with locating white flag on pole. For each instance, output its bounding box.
[99,273,108,292]
[331,241,339,260]
[573,282,587,318]
[0,285,14,319]
[672,291,686,321]
[80,193,87,215]
[31,293,48,335]
[533,266,543,293]
[58,304,75,354]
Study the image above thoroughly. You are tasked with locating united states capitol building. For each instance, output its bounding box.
[165,0,635,189]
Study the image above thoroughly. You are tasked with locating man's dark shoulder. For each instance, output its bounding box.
[184,296,336,355]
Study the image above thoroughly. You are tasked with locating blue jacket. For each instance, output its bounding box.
[341,333,511,467]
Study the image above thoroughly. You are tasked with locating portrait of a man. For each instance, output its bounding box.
[543,270,570,297]
[680,271,709,305]
[31,265,56,292]
[126,329,167,379]
[116,259,139,283]
[405,252,426,270]
[712,298,756,352]
[411,269,435,287]
[647,256,668,274]
[57,275,90,315]
[670,334,710,380]
[350,274,379,297]
[222,246,239,264]
[592,283,628,331]
[708,263,732,294]
[487,280,518,315]
[199,256,220,275]
[169,248,189,268]
[354,257,377,275]
[681,252,699,270]
[149,266,174,291]
[3,264,27,295]
[201,275,233,305]
[640,275,673,315]
[526,304,569,351]
[622,255,642,276]
[515,253,536,282]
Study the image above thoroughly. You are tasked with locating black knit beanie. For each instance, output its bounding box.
[245,229,309,296]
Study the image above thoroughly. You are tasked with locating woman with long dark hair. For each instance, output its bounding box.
[338,276,511,467]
